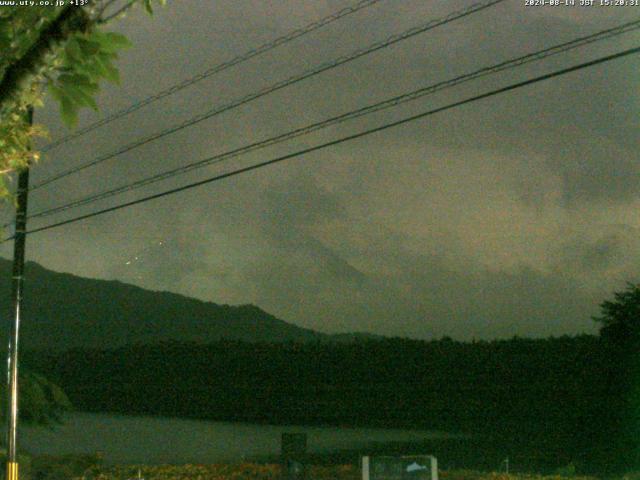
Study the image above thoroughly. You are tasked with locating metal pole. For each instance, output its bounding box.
[5,108,32,480]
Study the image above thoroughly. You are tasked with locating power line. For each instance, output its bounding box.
[30,0,506,191]
[9,44,639,241]
[41,0,386,152]
[23,18,640,223]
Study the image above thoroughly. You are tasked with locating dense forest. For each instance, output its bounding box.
[21,333,636,474]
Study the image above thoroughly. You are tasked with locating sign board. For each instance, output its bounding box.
[362,455,438,480]
[281,433,307,480]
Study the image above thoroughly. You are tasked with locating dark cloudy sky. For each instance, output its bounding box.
[2,0,639,340]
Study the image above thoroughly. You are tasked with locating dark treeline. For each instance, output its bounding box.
[21,334,635,473]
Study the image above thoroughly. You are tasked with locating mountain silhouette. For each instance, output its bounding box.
[0,258,331,349]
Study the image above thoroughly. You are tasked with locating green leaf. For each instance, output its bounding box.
[75,80,100,96]
[64,84,98,111]
[91,31,132,53]
[70,58,104,79]
[48,83,79,127]
[0,21,11,54]
[58,73,94,89]
[47,83,65,104]
[64,37,82,63]
[96,56,120,84]
[76,37,101,56]
[144,0,154,14]
[59,95,78,128]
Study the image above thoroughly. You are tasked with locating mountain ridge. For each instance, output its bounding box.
[0,257,376,349]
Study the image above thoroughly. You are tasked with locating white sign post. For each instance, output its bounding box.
[362,455,438,480]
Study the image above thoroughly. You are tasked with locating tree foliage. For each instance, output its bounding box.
[591,283,640,470]
[0,0,162,425]
[46,29,132,126]
[0,0,164,198]
[593,282,640,347]
[0,368,72,425]
[24,336,608,471]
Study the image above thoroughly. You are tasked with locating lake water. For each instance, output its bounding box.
[17,412,451,465]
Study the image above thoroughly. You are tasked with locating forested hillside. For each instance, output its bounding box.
[22,334,628,473]
[0,259,324,348]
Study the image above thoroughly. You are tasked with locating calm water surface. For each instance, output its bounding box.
[18,412,451,465]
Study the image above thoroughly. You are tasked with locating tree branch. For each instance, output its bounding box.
[95,0,121,21]
[0,5,93,112]
[98,0,137,24]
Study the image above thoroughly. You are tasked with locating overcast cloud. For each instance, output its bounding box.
[2,0,639,340]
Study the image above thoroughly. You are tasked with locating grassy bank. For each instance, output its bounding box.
[18,457,603,480]
[86,464,599,480]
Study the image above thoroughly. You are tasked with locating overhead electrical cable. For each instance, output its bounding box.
[41,0,386,152]
[30,0,506,191]
[22,18,640,223]
[6,44,638,242]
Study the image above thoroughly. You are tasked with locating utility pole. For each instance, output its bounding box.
[5,108,32,480]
